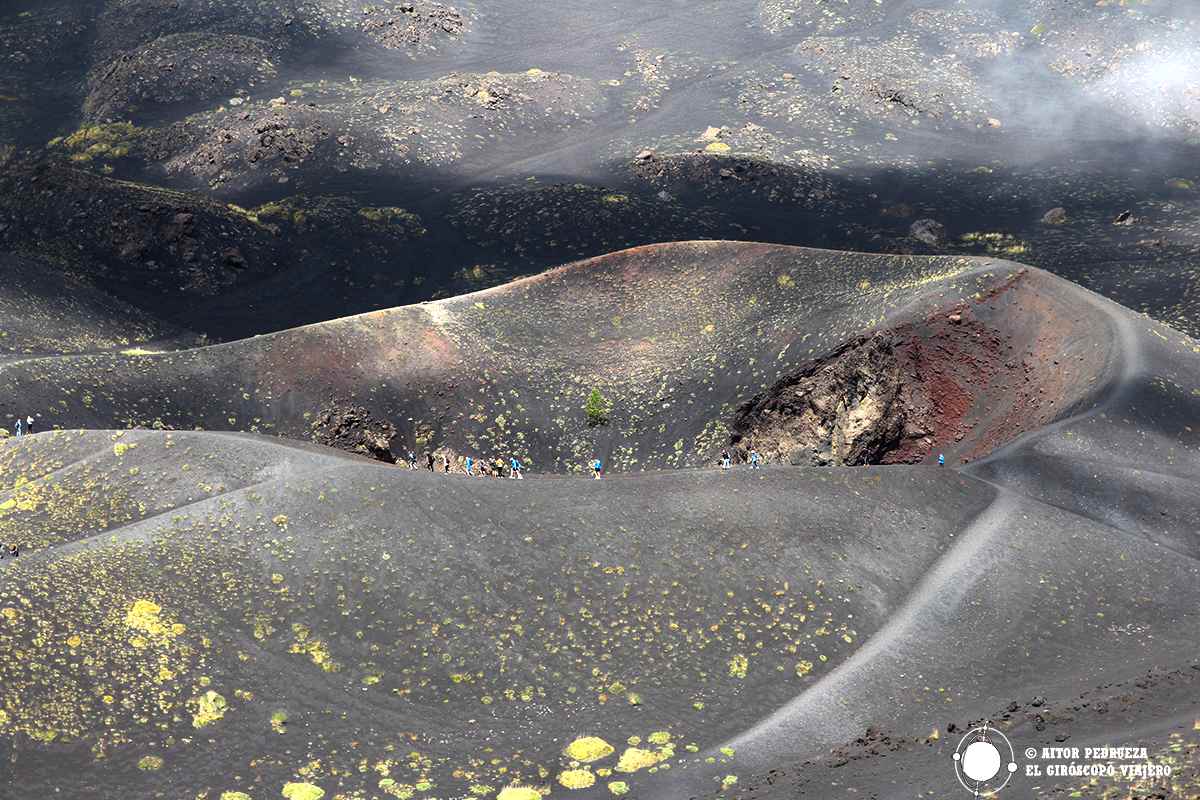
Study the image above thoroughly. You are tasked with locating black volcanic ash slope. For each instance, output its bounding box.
[0,242,1124,472]
[0,277,1197,799]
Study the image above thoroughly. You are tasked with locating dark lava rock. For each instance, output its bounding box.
[310,403,400,463]
[910,218,946,246]
[361,0,468,51]
[84,33,279,121]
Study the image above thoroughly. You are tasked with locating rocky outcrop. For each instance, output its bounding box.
[730,334,931,466]
[310,403,399,463]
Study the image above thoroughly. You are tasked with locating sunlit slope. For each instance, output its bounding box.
[0,242,1121,471]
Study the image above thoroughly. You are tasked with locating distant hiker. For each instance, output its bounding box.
[13,418,21,438]
[407,451,417,470]
[495,457,506,478]
[749,449,761,469]
[26,416,33,434]
[510,457,523,480]
[720,450,732,471]
[443,454,451,474]
[426,452,435,472]
[592,458,602,479]
[937,453,945,466]
[465,455,474,476]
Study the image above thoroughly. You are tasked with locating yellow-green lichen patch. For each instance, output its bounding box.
[271,709,288,734]
[137,754,164,770]
[727,653,748,678]
[221,793,253,800]
[615,747,663,773]
[646,731,671,745]
[281,783,324,800]
[564,736,614,763]
[607,781,629,796]
[289,623,339,672]
[357,206,425,235]
[721,775,738,789]
[189,689,227,728]
[125,599,184,639]
[557,769,595,789]
[496,787,542,800]
[55,122,143,163]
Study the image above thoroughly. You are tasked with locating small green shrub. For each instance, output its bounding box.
[585,388,611,427]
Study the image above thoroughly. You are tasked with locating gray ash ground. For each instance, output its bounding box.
[3,2,1200,799]
[0,251,1197,798]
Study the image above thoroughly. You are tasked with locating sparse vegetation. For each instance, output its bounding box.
[585,387,612,426]
[52,122,142,163]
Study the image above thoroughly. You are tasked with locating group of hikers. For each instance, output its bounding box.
[403,447,776,478]
[10,415,34,437]
[400,450,607,479]
[403,450,534,480]
[720,448,763,471]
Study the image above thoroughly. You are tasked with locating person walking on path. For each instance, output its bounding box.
[720,450,732,471]
[937,453,945,466]
[426,452,435,472]
[407,451,417,470]
[592,458,603,479]
[26,416,33,434]
[443,454,451,474]
[749,449,761,469]
[510,457,523,480]
[465,455,474,477]
[13,418,22,438]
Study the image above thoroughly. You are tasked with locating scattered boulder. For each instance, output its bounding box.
[909,218,946,246]
[1041,207,1067,225]
[1113,210,1135,226]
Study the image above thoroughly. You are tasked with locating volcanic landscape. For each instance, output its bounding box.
[2,1,1200,799]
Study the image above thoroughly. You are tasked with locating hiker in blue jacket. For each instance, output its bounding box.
[592,458,602,479]
[510,457,523,480]
[465,455,474,476]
